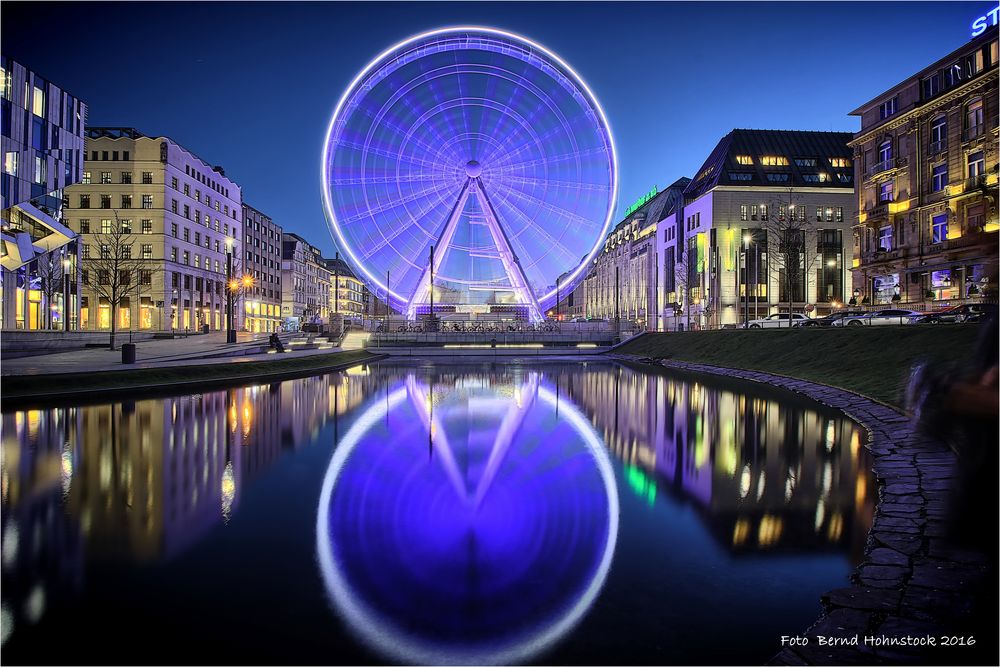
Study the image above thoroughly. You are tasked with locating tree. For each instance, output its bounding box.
[674,250,691,332]
[82,210,159,349]
[761,189,821,328]
[35,250,68,330]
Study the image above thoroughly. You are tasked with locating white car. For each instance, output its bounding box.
[742,313,809,329]
[833,309,922,326]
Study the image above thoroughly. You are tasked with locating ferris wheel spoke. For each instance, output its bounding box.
[339,178,458,225]
[493,146,611,173]
[332,139,452,174]
[360,182,461,260]
[488,191,578,269]
[496,182,606,232]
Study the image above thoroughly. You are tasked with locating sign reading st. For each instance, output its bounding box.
[971,4,999,37]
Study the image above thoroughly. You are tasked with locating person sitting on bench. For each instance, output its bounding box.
[269,332,285,353]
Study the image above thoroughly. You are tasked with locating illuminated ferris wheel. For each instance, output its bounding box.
[322,27,617,320]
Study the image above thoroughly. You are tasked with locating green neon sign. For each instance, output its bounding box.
[624,463,657,505]
[623,186,659,218]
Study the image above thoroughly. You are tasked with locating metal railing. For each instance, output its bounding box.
[963,124,984,141]
[928,139,947,154]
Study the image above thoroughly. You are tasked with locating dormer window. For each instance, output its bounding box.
[829,158,850,168]
[878,97,897,120]
[735,155,753,165]
[760,156,789,167]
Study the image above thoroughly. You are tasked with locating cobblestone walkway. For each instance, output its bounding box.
[620,357,994,665]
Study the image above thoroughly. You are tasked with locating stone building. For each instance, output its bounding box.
[64,128,242,332]
[848,32,998,306]
[1,56,87,330]
[241,203,283,333]
[674,129,856,330]
[324,255,367,321]
[281,232,330,327]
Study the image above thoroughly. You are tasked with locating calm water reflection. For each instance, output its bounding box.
[0,360,875,665]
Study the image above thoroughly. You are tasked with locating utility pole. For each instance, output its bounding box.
[556,276,560,321]
[429,245,434,321]
[226,238,235,343]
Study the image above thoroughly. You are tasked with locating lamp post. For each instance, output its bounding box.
[742,234,751,327]
[62,255,72,332]
[225,237,236,343]
[556,276,560,322]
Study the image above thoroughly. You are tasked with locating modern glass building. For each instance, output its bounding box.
[1,55,87,330]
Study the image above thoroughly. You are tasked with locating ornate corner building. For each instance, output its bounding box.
[848,33,998,306]
[1,56,87,330]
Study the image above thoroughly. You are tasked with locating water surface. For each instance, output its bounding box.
[0,359,875,665]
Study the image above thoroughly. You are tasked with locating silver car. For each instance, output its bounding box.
[742,313,809,329]
[834,309,922,326]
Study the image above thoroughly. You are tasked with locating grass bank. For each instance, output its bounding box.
[2,349,380,405]
[614,325,985,407]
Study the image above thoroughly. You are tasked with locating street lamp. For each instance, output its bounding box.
[742,234,751,327]
[62,256,71,332]
[225,237,236,343]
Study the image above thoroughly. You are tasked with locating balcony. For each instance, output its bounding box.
[963,124,985,142]
[865,201,890,219]
[865,156,907,180]
[965,174,988,192]
[861,247,908,265]
[928,139,947,154]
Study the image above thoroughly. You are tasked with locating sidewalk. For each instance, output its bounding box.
[0,331,316,376]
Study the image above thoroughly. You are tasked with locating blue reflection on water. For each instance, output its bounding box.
[317,372,618,665]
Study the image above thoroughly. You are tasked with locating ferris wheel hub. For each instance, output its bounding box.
[464,160,482,178]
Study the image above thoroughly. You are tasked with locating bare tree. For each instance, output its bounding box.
[761,189,821,328]
[35,250,67,329]
[82,210,159,349]
[674,250,691,332]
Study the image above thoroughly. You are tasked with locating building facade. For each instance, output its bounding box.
[584,179,688,330]
[848,33,998,306]
[669,129,856,330]
[281,233,330,327]
[64,128,243,332]
[324,255,367,321]
[241,203,283,333]
[1,56,87,330]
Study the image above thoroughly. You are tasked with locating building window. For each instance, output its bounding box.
[171,199,178,214]
[171,176,178,190]
[835,207,843,223]
[184,184,190,196]
[183,251,190,266]
[932,164,948,192]
[828,157,850,168]
[183,204,190,219]
[100,244,110,259]
[183,228,190,242]
[760,155,789,166]
[930,116,947,152]
[121,171,132,184]
[79,219,90,233]
[965,100,984,138]
[121,244,132,259]
[735,155,753,165]
[171,223,178,238]
[729,172,752,181]
[140,270,151,285]
[121,219,131,234]
[100,171,111,184]
[141,171,153,184]
[740,204,748,221]
[825,207,833,222]
[760,204,768,221]
[922,75,940,99]
[815,206,823,222]
[121,194,132,209]
[101,218,113,234]
[931,213,948,243]
[100,194,111,209]
[878,225,893,251]
[878,140,892,166]
[878,97,897,119]
[794,158,817,167]
[171,248,178,262]
[142,195,152,209]
[879,180,894,202]
[79,194,90,208]
[141,219,152,234]
[750,205,758,221]
[967,151,985,179]
[766,173,789,182]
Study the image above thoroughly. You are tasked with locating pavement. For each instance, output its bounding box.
[0,331,344,376]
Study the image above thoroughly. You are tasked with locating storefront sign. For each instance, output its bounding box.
[623,186,658,218]
[972,5,999,36]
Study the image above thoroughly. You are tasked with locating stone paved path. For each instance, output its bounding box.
[616,356,994,665]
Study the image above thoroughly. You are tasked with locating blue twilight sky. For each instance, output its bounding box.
[1,1,989,256]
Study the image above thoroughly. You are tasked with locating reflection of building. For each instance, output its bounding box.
[1,56,87,330]
[241,204,283,333]
[65,128,243,332]
[676,130,856,330]
[583,180,688,329]
[281,232,330,325]
[560,363,874,556]
[848,33,998,307]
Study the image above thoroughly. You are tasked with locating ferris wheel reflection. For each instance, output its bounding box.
[316,371,619,665]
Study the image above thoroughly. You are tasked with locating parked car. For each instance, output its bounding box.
[912,303,998,324]
[742,313,809,329]
[795,310,866,327]
[833,309,922,326]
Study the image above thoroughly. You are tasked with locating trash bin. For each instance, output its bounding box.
[122,343,137,364]
[201,324,210,334]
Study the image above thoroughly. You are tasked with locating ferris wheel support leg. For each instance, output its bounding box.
[473,372,539,507]
[406,179,472,320]
[475,179,545,322]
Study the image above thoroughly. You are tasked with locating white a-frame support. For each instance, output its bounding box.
[406,177,543,322]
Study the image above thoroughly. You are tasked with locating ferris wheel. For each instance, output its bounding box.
[322,27,617,321]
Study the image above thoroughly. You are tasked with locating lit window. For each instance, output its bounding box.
[3,151,16,175]
[760,156,789,166]
[735,155,753,165]
[829,158,850,168]
[878,140,892,166]
[968,151,985,179]
[740,204,748,221]
[932,164,948,192]
[81,170,91,184]
[878,225,893,251]
[931,213,948,243]
[32,85,44,116]
[142,195,153,209]
[101,171,112,184]
[879,181,894,202]
[930,116,947,149]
